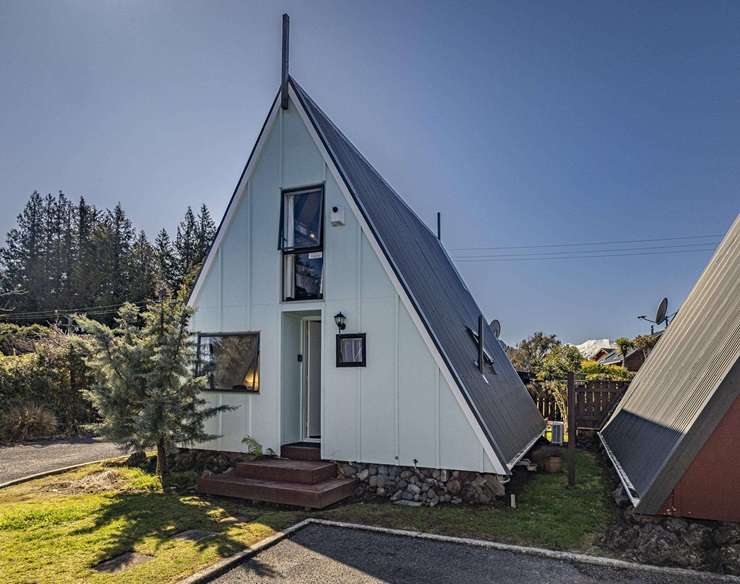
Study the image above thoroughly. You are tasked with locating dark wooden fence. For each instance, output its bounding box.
[528,379,629,431]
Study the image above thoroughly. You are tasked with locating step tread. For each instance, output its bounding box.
[201,474,352,493]
[237,458,335,472]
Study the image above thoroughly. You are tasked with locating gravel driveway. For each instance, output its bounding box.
[0,437,125,484]
[213,524,730,584]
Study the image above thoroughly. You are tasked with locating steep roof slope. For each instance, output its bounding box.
[291,78,545,466]
[600,215,740,513]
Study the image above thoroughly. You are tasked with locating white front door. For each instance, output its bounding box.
[303,319,321,441]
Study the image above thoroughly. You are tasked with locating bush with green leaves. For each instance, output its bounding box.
[0,325,94,440]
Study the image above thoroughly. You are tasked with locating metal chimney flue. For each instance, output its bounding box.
[281,14,290,110]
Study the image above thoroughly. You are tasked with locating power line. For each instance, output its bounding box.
[0,300,148,320]
[452,247,716,263]
[452,241,718,260]
[449,233,722,252]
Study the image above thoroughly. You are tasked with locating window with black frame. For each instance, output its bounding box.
[196,333,260,392]
[336,333,366,367]
[278,186,324,301]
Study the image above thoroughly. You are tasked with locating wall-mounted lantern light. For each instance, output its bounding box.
[334,312,346,332]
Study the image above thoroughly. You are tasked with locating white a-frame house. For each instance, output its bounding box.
[189,36,544,478]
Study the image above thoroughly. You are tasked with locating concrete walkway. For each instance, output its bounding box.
[0,437,125,484]
[213,524,732,584]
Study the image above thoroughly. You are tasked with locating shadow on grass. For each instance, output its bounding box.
[69,488,288,575]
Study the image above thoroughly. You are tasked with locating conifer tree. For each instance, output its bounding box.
[129,230,156,302]
[174,207,198,287]
[0,191,45,312]
[153,229,176,290]
[77,288,232,478]
[195,204,216,264]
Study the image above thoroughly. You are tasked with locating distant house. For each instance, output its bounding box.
[186,51,545,493]
[600,215,739,522]
[591,347,613,362]
[598,334,662,373]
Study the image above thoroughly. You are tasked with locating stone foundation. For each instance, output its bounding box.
[164,448,508,507]
[336,462,507,507]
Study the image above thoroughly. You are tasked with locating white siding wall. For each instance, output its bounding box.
[191,99,496,472]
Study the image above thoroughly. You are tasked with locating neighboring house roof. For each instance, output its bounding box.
[600,215,740,514]
[290,78,545,467]
[599,349,622,365]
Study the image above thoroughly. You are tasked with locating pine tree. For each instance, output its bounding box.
[97,203,135,306]
[153,229,176,290]
[194,204,216,265]
[174,207,198,288]
[77,289,233,478]
[0,192,45,312]
[72,197,100,308]
[129,230,156,303]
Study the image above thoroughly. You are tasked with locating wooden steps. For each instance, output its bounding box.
[235,458,337,484]
[280,443,322,461]
[197,446,354,509]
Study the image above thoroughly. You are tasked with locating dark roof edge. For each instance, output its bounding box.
[289,77,511,470]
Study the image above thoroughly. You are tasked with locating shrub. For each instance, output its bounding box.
[0,403,57,441]
[0,326,95,440]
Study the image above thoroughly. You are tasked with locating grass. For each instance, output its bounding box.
[319,450,617,551]
[0,450,616,583]
[0,464,303,584]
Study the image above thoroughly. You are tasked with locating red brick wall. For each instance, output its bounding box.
[660,396,740,522]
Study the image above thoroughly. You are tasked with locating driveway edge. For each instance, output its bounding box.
[178,518,314,584]
[311,519,740,582]
[178,517,740,583]
[0,455,128,490]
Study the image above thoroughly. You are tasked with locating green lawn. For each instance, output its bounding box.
[0,451,616,583]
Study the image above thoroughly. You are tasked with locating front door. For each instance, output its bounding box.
[303,319,321,440]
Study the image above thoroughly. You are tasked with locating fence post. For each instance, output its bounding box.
[567,371,576,487]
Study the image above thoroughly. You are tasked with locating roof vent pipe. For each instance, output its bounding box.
[281,14,290,110]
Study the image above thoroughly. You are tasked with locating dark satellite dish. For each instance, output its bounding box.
[655,297,668,325]
[490,319,501,339]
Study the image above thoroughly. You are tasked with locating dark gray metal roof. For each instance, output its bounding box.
[291,78,545,468]
[600,215,740,513]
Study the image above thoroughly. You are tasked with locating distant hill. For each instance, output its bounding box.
[572,339,615,359]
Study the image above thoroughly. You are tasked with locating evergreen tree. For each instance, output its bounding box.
[153,228,176,290]
[129,230,156,302]
[72,197,100,307]
[0,192,45,312]
[98,203,135,305]
[174,207,198,287]
[77,289,233,478]
[194,204,216,265]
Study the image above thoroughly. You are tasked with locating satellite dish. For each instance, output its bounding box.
[490,319,501,339]
[655,297,668,325]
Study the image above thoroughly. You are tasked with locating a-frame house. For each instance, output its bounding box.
[190,17,544,506]
[600,215,740,522]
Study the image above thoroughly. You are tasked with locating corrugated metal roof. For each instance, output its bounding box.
[290,78,545,467]
[600,214,740,513]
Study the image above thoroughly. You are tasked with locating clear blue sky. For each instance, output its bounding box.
[1,0,738,345]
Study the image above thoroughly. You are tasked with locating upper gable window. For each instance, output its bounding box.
[279,186,324,301]
[279,187,324,251]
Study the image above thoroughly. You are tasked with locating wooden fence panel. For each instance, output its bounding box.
[528,379,629,431]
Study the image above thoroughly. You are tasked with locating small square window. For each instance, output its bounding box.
[336,333,366,367]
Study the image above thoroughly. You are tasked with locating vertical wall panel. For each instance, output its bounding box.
[397,304,438,467]
[359,299,397,463]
